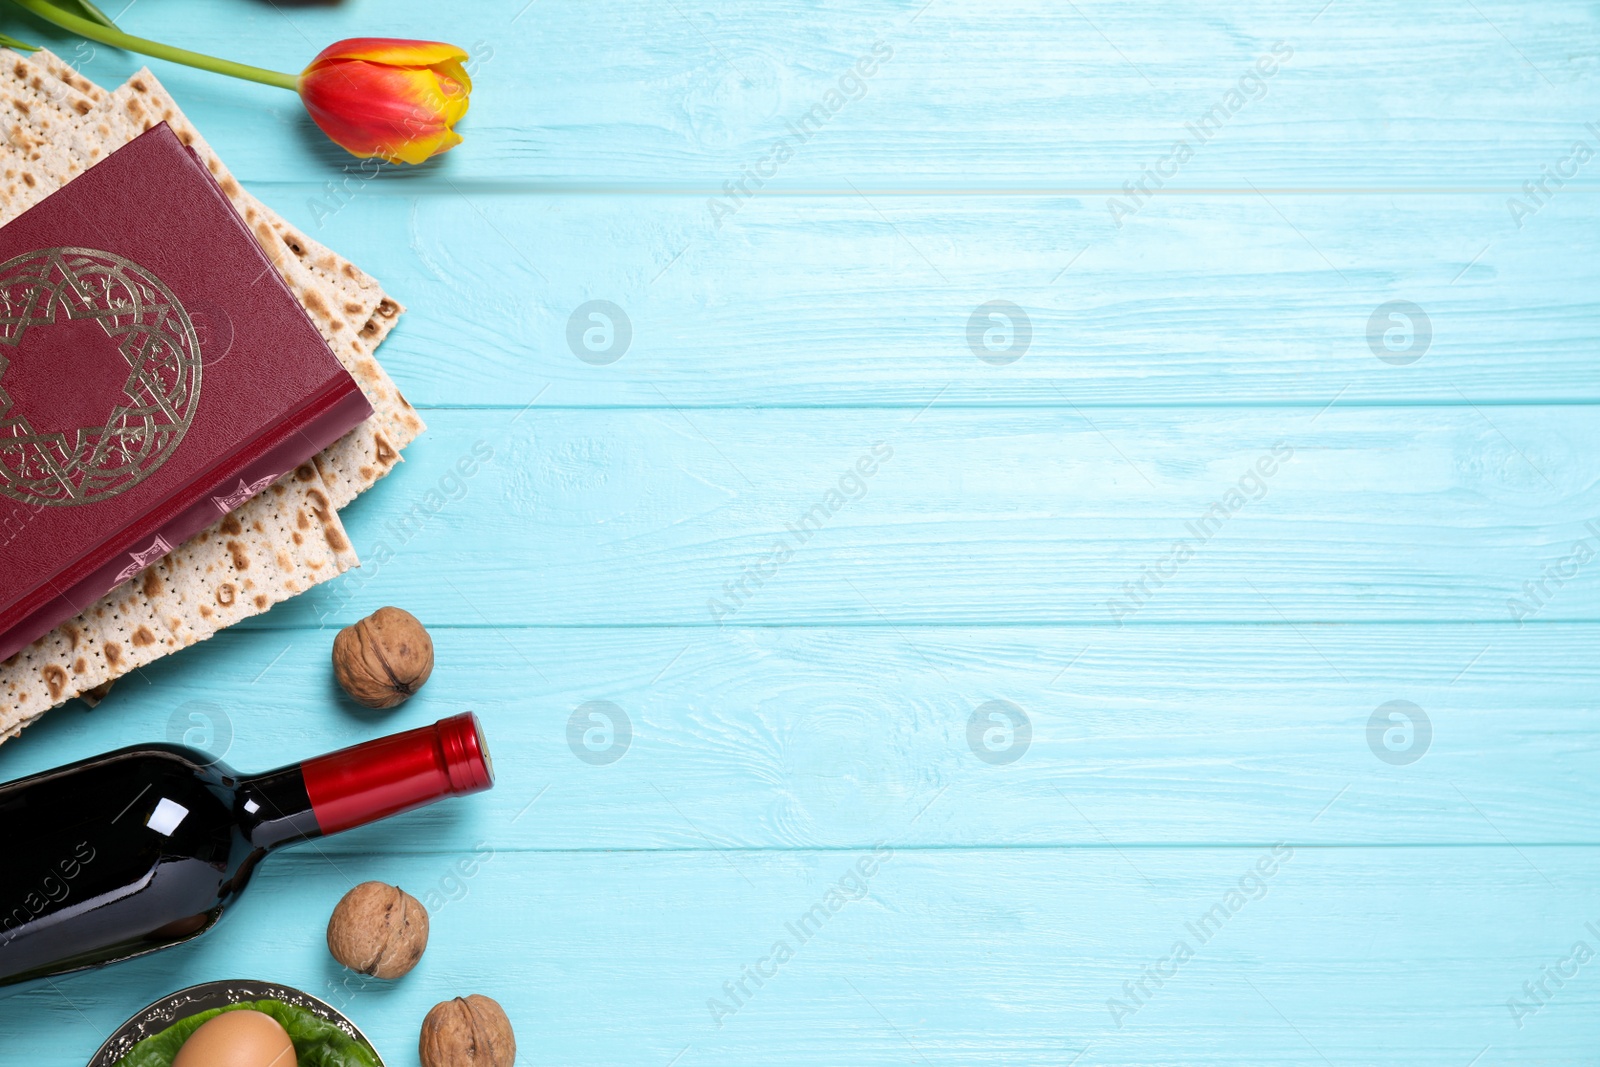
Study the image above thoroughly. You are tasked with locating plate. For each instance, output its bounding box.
[85,979,385,1067]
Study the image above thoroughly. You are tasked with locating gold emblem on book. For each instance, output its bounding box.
[0,247,202,506]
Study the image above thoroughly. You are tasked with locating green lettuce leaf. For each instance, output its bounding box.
[113,998,383,1067]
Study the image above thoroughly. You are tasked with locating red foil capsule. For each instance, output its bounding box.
[300,712,494,835]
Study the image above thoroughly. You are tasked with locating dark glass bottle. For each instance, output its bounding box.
[0,713,493,986]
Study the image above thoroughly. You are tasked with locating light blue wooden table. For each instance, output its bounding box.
[3,1,1598,1063]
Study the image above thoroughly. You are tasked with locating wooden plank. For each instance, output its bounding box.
[285,190,1600,407]
[44,0,1600,187]
[126,404,1600,626]
[3,623,1596,848]
[7,847,1597,1066]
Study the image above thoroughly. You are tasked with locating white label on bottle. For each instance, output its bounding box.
[146,797,189,836]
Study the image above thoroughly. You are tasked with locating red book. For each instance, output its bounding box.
[0,123,372,664]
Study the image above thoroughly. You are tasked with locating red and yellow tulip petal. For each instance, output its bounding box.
[434,57,472,97]
[386,126,463,166]
[308,38,467,70]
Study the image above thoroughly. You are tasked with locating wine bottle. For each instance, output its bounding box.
[0,712,493,986]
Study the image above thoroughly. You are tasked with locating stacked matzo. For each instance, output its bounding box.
[0,53,424,737]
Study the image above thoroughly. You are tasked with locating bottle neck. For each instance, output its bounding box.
[243,713,494,848]
[237,764,322,850]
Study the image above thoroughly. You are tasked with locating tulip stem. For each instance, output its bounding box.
[7,0,301,91]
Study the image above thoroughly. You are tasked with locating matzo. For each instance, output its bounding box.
[0,461,358,737]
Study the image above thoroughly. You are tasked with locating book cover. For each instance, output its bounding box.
[0,123,372,664]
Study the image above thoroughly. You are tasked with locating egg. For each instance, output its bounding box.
[171,1009,296,1067]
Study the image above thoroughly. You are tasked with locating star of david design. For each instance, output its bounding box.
[0,247,202,507]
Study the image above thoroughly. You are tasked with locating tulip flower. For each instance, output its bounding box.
[4,0,472,164]
[299,39,471,165]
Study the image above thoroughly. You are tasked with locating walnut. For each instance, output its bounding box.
[419,995,516,1067]
[332,606,433,708]
[326,881,429,978]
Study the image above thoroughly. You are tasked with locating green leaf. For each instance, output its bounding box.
[69,0,117,28]
[19,0,117,29]
[0,31,40,51]
[113,999,385,1067]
